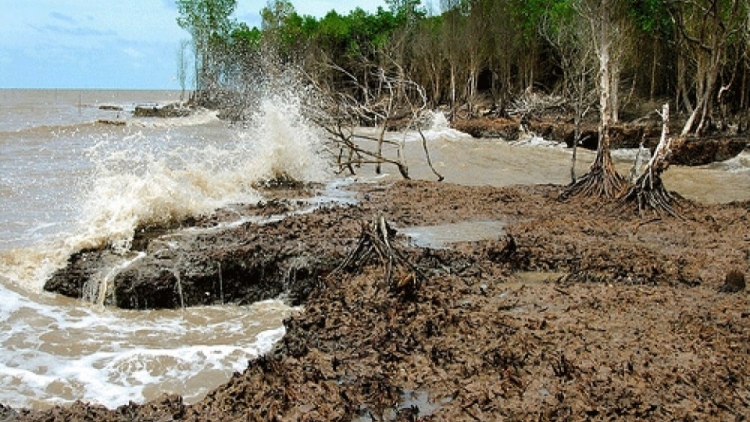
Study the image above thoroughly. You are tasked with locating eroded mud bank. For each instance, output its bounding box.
[7,180,749,421]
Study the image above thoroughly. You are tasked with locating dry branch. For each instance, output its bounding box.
[306,57,442,181]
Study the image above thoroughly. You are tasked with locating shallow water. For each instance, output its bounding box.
[401,221,507,249]
[0,89,319,409]
[0,90,747,410]
[387,129,750,204]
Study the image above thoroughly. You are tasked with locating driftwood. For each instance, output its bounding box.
[328,216,425,299]
[618,104,682,218]
[507,89,567,119]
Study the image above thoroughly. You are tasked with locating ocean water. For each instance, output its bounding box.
[0,88,748,410]
[0,88,327,409]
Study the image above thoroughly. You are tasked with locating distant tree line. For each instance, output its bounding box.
[177,0,750,135]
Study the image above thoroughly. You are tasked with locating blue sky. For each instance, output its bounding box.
[0,1,387,90]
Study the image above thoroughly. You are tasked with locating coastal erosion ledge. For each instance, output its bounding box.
[21,180,749,420]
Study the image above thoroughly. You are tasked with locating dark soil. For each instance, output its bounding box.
[6,180,750,421]
[451,116,748,166]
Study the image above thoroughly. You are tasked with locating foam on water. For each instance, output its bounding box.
[707,150,750,173]
[0,86,332,409]
[2,82,333,293]
[67,91,330,255]
[129,109,221,128]
[509,133,567,148]
[239,92,330,183]
[400,110,471,142]
[0,280,295,409]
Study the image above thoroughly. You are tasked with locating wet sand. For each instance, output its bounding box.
[4,180,749,421]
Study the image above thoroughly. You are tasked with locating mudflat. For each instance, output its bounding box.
[5,180,749,421]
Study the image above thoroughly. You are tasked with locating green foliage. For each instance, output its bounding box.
[627,0,672,36]
[260,0,295,32]
[231,23,261,50]
[386,0,426,25]
[177,0,237,42]
[176,0,238,91]
[175,0,750,116]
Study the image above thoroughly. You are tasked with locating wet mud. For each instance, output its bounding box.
[8,180,750,421]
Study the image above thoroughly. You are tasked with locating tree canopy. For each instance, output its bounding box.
[175,0,750,126]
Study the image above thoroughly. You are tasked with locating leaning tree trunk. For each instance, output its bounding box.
[618,104,681,217]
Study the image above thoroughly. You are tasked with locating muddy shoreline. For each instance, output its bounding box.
[451,116,749,166]
[4,180,749,421]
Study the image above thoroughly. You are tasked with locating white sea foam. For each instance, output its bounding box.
[509,133,567,148]
[707,150,750,173]
[130,109,221,128]
[0,86,328,410]
[239,92,330,183]
[66,91,330,255]
[401,110,471,142]
[0,281,294,408]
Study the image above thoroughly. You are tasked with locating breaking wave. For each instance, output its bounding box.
[70,90,331,254]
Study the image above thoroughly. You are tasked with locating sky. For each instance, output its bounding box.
[0,0,388,90]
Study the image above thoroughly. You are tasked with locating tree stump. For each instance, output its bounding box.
[328,216,425,299]
[618,104,682,218]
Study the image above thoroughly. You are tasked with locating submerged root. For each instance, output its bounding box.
[328,215,425,299]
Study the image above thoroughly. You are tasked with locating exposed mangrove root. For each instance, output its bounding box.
[618,104,683,218]
[328,216,425,298]
[560,148,626,200]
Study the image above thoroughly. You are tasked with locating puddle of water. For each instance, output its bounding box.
[352,389,450,421]
[399,221,506,248]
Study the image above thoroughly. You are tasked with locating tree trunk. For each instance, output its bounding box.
[449,64,457,112]
[611,63,620,123]
[562,0,625,200]
[618,104,681,217]
[649,39,658,102]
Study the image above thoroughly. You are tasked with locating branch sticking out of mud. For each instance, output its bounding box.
[328,216,425,299]
[618,104,683,218]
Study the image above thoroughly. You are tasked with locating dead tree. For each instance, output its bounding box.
[328,216,425,299]
[539,9,597,183]
[671,0,744,136]
[618,104,682,217]
[561,0,626,200]
[307,58,442,181]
